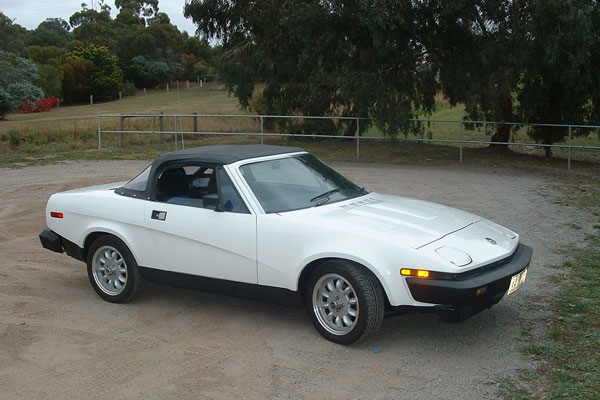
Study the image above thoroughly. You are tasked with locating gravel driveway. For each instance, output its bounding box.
[0,160,594,399]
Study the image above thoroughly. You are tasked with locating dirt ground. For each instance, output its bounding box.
[0,160,595,400]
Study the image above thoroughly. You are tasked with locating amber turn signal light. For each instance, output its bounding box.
[400,268,430,278]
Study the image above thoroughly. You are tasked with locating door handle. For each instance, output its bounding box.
[151,210,167,221]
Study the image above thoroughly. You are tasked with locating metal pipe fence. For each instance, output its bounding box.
[97,113,600,170]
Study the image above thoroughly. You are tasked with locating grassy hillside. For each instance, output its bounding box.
[1,84,246,139]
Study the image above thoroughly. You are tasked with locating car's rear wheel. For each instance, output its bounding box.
[87,235,145,303]
[307,260,384,345]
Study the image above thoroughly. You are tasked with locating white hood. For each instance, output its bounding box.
[286,193,482,249]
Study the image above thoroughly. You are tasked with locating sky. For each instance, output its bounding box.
[0,0,199,35]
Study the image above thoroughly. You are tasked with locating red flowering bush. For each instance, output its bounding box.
[19,97,59,113]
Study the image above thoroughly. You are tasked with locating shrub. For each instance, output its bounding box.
[19,97,59,113]
[0,51,44,118]
[121,81,137,96]
[60,44,123,102]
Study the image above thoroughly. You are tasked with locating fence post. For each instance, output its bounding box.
[118,91,122,100]
[90,95,93,105]
[459,121,464,164]
[143,88,146,95]
[355,118,360,160]
[152,115,156,143]
[193,112,198,133]
[97,113,101,149]
[187,80,190,89]
[174,115,178,150]
[119,114,124,147]
[568,125,572,171]
[159,112,164,132]
[260,116,264,144]
[166,83,169,93]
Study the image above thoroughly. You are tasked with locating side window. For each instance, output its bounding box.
[155,164,249,214]
[156,165,217,209]
[218,168,250,214]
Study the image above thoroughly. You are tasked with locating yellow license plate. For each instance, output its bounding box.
[507,268,528,295]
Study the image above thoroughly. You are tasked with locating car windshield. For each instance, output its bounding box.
[240,154,368,213]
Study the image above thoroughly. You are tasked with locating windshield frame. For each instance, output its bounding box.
[236,153,369,214]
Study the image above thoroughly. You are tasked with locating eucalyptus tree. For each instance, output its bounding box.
[184,0,438,136]
[418,0,527,147]
[421,0,598,153]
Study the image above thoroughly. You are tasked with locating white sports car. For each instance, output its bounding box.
[40,145,532,344]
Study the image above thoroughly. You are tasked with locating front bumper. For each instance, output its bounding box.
[39,228,85,261]
[405,243,533,322]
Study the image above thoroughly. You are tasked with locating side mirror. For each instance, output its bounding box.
[203,194,223,212]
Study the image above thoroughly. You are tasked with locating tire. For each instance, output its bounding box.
[86,235,145,303]
[307,260,385,345]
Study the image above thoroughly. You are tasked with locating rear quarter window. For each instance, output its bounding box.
[123,165,151,191]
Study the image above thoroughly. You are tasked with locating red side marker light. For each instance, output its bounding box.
[50,212,63,219]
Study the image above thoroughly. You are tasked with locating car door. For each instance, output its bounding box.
[144,164,257,284]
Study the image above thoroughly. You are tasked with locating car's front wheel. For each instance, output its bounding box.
[307,260,385,344]
[87,235,145,303]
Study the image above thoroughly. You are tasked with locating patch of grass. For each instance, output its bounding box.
[8,130,21,147]
[555,180,600,210]
[500,186,600,400]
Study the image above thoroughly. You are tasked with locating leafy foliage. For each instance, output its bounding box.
[185,0,600,150]
[70,1,114,44]
[130,55,173,88]
[1,0,222,113]
[35,64,63,98]
[0,51,44,118]
[0,12,27,55]
[60,44,122,102]
[25,18,73,47]
[26,45,66,66]
[420,0,600,152]
[60,57,93,103]
[115,0,159,20]
[184,0,437,136]
[418,0,524,144]
[20,97,59,113]
[518,0,597,152]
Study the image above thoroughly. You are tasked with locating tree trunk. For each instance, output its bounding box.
[343,118,357,137]
[489,124,511,150]
[544,139,553,158]
[489,96,513,150]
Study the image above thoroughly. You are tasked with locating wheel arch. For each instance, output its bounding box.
[297,257,391,308]
[82,230,133,263]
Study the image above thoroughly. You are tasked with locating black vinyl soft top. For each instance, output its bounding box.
[115,144,305,200]
[153,144,305,165]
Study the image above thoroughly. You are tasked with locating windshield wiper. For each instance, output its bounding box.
[310,188,341,206]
